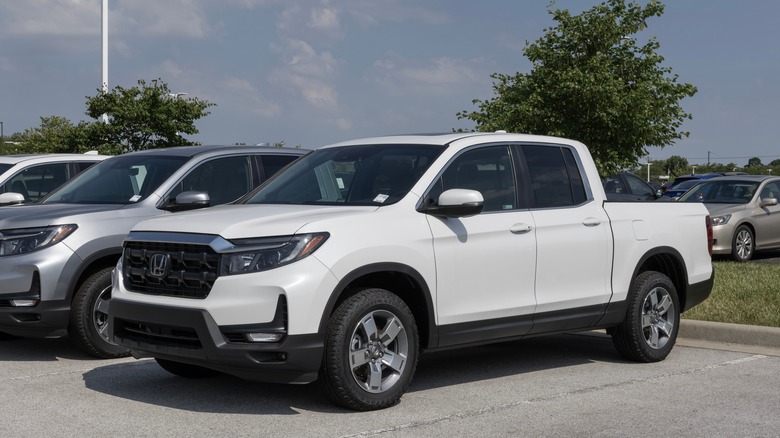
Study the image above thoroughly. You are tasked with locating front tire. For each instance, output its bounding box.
[319,288,419,411]
[732,225,754,262]
[68,267,131,359]
[612,271,679,363]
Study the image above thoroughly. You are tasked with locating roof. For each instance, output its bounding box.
[0,152,108,165]
[319,131,579,148]
[114,145,309,158]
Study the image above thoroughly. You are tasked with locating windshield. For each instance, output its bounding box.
[244,144,445,206]
[679,180,759,204]
[41,154,188,204]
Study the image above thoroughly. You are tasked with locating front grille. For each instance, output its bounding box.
[123,241,220,298]
[115,319,202,349]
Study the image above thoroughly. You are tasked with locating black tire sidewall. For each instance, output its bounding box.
[69,267,130,358]
[732,225,754,262]
[320,289,419,411]
[614,271,680,363]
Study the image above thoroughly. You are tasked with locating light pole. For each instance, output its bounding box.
[645,160,652,182]
[691,166,696,175]
[101,0,108,123]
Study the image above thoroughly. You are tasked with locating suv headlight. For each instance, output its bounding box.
[711,214,731,226]
[0,224,78,256]
[220,232,329,275]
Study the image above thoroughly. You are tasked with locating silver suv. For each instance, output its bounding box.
[0,145,307,357]
[0,152,109,205]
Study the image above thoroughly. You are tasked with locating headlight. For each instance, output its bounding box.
[0,224,78,256]
[220,232,329,275]
[711,214,731,226]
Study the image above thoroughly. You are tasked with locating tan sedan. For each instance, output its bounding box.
[679,175,780,261]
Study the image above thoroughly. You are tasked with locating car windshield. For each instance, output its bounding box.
[244,144,445,206]
[678,180,760,204]
[40,154,188,204]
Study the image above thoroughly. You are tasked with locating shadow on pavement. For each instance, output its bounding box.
[0,335,100,362]
[80,332,624,415]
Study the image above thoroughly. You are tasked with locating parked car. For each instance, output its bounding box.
[108,132,713,410]
[603,172,662,201]
[663,179,703,200]
[0,145,308,357]
[0,152,109,206]
[661,173,723,198]
[678,175,780,261]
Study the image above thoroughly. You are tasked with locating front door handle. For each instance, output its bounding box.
[510,223,533,234]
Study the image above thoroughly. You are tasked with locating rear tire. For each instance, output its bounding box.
[731,225,754,262]
[68,267,131,359]
[319,288,419,411]
[612,271,679,363]
[156,358,220,378]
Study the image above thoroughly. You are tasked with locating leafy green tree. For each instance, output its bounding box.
[747,157,762,168]
[770,158,780,167]
[457,0,697,173]
[85,79,215,154]
[11,116,84,153]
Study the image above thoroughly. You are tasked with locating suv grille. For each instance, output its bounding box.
[123,241,220,298]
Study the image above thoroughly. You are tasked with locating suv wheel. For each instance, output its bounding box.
[319,288,419,411]
[68,267,131,358]
[612,271,679,363]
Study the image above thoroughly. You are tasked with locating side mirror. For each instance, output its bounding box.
[0,192,26,206]
[420,189,484,218]
[655,189,663,198]
[760,197,778,207]
[163,191,211,212]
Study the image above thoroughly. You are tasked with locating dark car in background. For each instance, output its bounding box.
[603,172,662,201]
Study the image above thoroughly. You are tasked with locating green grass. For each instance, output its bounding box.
[682,260,780,327]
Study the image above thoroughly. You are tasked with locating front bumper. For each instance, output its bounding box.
[0,244,76,337]
[108,298,324,384]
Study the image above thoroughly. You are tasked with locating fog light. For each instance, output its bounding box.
[245,332,284,343]
[10,299,38,307]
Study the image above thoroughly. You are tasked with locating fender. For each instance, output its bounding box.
[317,262,438,348]
[65,247,123,302]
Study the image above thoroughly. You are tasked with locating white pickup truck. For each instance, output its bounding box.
[108,132,714,411]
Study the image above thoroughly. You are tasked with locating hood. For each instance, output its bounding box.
[705,203,746,217]
[0,203,126,229]
[132,204,379,238]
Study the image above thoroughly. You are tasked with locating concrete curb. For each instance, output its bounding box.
[679,319,780,349]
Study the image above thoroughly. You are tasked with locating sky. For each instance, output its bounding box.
[1,0,779,167]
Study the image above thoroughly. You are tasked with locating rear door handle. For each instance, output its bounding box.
[582,217,601,227]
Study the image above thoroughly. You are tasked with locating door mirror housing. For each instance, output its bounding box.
[0,192,26,206]
[163,191,211,212]
[420,189,484,218]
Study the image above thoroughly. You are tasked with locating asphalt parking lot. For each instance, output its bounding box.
[2,330,779,438]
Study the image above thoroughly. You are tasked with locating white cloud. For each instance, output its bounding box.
[0,0,99,37]
[367,54,488,95]
[269,38,340,108]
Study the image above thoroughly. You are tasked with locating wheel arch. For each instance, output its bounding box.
[318,263,437,349]
[630,246,692,312]
[67,248,123,303]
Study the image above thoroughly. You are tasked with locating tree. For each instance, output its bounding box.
[11,116,91,154]
[85,79,215,154]
[747,157,762,168]
[457,0,697,174]
[662,155,689,177]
